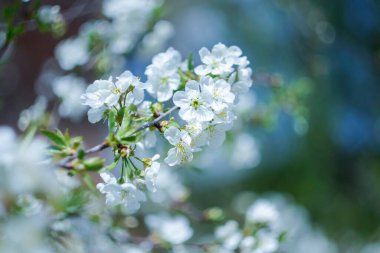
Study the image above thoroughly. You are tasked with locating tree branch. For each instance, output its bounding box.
[130,106,179,136]
[58,106,179,169]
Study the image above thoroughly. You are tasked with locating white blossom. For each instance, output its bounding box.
[240,232,279,253]
[0,127,58,196]
[194,43,235,76]
[116,71,145,105]
[144,155,160,192]
[52,75,87,121]
[145,47,182,102]
[202,76,235,112]
[215,220,243,250]
[37,5,63,24]
[173,80,214,122]
[96,172,146,214]
[246,199,279,225]
[55,37,89,70]
[230,134,261,170]
[145,214,193,244]
[18,96,47,131]
[229,64,253,95]
[140,20,175,56]
[164,127,193,166]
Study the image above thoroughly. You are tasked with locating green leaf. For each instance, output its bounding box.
[70,136,83,150]
[278,231,287,242]
[82,174,97,193]
[117,110,132,138]
[116,106,125,125]
[83,157,105,171]
[102,159,119,171]
[108,110,116,135]
[77,149,86,160]
[187,53,193,71]
[41,129,67,147]
[121,135,138,142]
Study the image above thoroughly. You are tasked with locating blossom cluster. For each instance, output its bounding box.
[213,199,284,253]
[55,0,168,72]
[79,43,253,212]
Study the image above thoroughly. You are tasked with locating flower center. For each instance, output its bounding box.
[190,99,201,109]
[161,76,169,85]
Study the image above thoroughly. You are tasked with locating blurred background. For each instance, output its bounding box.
[1,0,380,251]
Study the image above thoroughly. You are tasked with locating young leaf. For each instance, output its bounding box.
[108,110,116,135]
[117,110,132,138]
[41,129,67,147]
[187,53,193,71]
[83,157,105,171]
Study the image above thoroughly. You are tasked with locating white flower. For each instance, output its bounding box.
[145,47,182,102]
[230,134,261,170]
[164,127,193,166]
[140,20,174,56]
[202,76,235,112]
[96,172,146,214]
[52,75,87,121]
[202,123,230,147]
[173,80,214,122]
[18,96,47,131]
[87,107,106,124]
[102,0,156,20]
[81,79,115,108]
[144,155,160,192]
[37,5,63,24]
[215,220,243,250]
[149,166,188,203]
[213,107,236,127]
[194,43,234,76]
[116,71,145,105]
[55,37,89,70]
[246,199,279,225]
[145,214,193,244]
[0,127,58,196]
[240,232,279,253]
[228,65,253,95]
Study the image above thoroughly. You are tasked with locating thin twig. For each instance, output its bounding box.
[58,142,109,168]
[57,106,179,168]
[130,106,178,136]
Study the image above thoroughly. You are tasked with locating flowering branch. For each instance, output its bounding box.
[130,105,179,136]
[57,105,179,169]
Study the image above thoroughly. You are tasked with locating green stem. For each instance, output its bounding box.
[118,159,126,183]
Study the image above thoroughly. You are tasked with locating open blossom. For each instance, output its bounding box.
[81,71,146,123]
[229,63,253,95]
[18,96,47,131]
[246,199,279,225]
[80,79,113,123]
[145,214,193,244]
[195,43,237,76]
[173,80,214,122]
[55,37,89,70]
[96,172,146,214]
[144,154,160,192]
[202,76,235,112]
[116,70,145,105]
[164,127,193,166]
[145,47,182,102]
[81,79,115,108]
[240,232,279,253]
[0,127,58,196]
[215,220,243,251]
[52,75,87,121]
